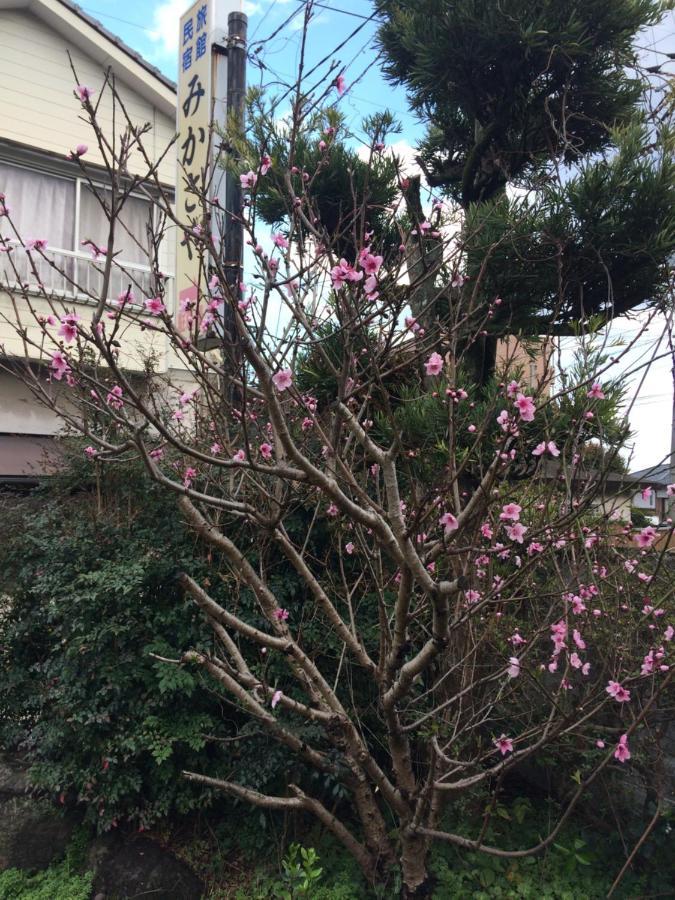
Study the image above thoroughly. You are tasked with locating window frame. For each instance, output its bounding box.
[0,150,174,309]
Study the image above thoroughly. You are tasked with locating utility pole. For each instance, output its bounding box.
[221,11,246,399]
[669,354,675,520]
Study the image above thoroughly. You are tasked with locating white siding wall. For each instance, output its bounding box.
[0,9,176,186]
[0,371,64,434]
[0,6,187,389]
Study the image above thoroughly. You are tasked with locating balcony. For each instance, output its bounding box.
[1,244,174,312]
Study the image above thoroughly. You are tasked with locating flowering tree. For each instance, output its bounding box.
[1,64,674,897]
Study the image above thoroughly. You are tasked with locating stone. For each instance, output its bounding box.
[0,753,79,872]
[88,832,204,899]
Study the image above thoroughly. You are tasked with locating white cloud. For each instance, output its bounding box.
[148,0,255,58]
[148,0,186,57]
[290,11,329,31]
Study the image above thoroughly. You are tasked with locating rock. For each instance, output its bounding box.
[0,753,79,872]
[88,832,204,899]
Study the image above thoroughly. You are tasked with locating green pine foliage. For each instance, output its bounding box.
[374,0,675,350]
[244,98,401,262]
[376,0,665,204]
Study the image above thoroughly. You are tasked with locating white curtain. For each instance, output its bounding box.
[0,162,75,250]
[79,185,151,265]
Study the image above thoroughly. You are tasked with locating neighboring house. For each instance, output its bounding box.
[0,0,180,482]
[496,335,554,392]
[630,463,673,522]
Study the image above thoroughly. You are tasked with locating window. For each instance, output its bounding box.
[0,161,160,302]
[529,360,538,387]
[79,183,152,265]
[0,163,75,250]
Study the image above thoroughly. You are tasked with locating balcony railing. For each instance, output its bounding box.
[1,245,174,312]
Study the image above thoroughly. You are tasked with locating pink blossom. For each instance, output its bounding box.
[50,350,70,381]
[481,522,493,539]
[275,608,289,621]
[260,153,271,175]
[345,542,355,555]
[424,352,444,376]
[634,526,657,549]
[500,503,522,522]
[84,446,97,458]
[532,441,560,456]
[272,232,289,249]
[272,369,293,392]
[572,629,586,650]
[82,240,107,260]
[587,382,605,400]
[596,740,605,749]
[331,258,363,289]
[106,385,123,409]
[259,442,273,460]
[232,449,246,462]
[614,734,631,763]
[570,595,586,615]
[495,735,514,756]
[240,170,257,190]
[144,296,165,315]
[150,448,164,460]
[116,289,135,307]
[335,74,346,96]
[210,443,221,454]
[641,486,652,501]
[76,84,94,102]
[440,512,458,534]
[360,251,383,275]
[667,484,675,498]
[507,657,520,678]
[25,238,48,251]
[514,393,536,422]
[496,409,510,432]
[506,380,521,398]
[364,274,378,296]
[183,466,197,487]
[510,632,526,646]
[271,689,283,709]
[57,312,79,344]
[465,589,481,604]
[664,625,674,642]
[505,523,527,543]
[606,680,631,703]
[641,651,655,676]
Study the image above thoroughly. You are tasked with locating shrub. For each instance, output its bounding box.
[0,455,291,830]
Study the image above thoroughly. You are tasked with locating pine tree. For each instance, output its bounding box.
[375,0,675,373]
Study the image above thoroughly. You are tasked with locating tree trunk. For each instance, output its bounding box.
[400,831,433,898]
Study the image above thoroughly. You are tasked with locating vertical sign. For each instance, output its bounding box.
[176,0,240,333]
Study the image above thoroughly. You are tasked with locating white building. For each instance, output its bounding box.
[0,0,180,482]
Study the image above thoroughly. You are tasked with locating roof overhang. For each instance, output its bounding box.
[0,0,177,117]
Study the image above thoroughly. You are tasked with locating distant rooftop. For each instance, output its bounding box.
[629,463,672,485]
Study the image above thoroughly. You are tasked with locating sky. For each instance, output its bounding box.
[76,0,675,471]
